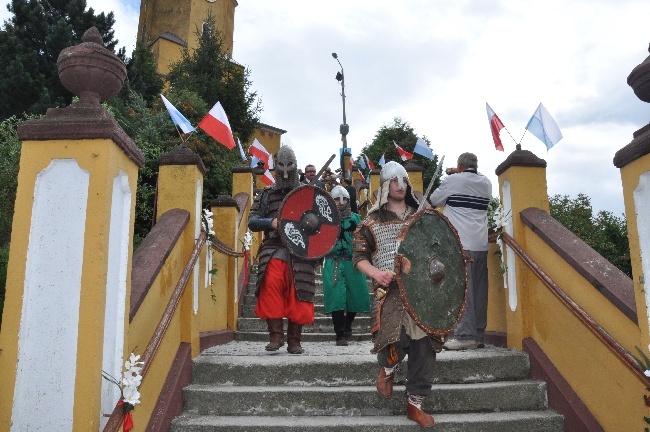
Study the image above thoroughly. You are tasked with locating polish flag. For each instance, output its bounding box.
[198,101,236,149]
[486,103,505,151]
[357,168,366,182]
[393,141,413,161]
[364,154,375,170]
[249,139,273,169]
[260,169,275,186]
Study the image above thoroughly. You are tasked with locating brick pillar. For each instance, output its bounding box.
[495,145,548,349]
[0,28,142,431]
[157,146,206,357]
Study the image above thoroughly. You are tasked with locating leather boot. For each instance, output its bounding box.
[376,367,395,398]
[407,402,435,427]
[286,320,304,354]
[331,310,347,345]
[264,319,284,351]
[344,312,356,339]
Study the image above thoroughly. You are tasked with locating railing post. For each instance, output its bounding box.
[494,146,548,349]
[0,27,142,431]
[157,146,206,357]
[616,47,650,353]
[210,196,239,330]
[404,161,424,195]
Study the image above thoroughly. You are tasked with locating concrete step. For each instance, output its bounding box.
[234,331,372,343]
[237,316,371,333]
[171,411,564,431]
[181,381,549,416]
[193,343,530,387]
[243,293,326,305]
[242,304,341,317]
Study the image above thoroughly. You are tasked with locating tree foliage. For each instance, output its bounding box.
[0,0,119,119]
[549,193,631,277]
[359,117,441,189]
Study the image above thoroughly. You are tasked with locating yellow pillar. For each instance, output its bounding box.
[614,123,650,353]
[211,197,239,330]
[495,145,549,349]
[369,168,381,205]
[0,28,142,431]
[404,161,424,195]
[157,146,205,357]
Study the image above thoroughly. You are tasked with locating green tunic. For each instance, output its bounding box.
[322,213,371,314]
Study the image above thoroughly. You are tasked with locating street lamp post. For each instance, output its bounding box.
[332,53,349,150]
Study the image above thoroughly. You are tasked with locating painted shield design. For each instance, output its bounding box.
[394,208,469,336]
[278,185,341,260]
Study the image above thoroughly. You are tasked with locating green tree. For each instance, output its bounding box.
[0,0,119,119]
[166,12,261,144]
[549,193,631,277]
[359,117,440,189]
[120,41,164,105]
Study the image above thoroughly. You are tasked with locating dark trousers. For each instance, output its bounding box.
[376,326,436,397]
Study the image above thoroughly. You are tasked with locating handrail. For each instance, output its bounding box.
[103,231,207,432]
[501,231,650,387]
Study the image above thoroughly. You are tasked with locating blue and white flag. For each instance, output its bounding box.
[237,137,246,161]
[378,153,386,167]
[250,156,260,168]
[160,94,195,134]
[525,103,563,150]
[413,137,435,160]
[358,154,367,170]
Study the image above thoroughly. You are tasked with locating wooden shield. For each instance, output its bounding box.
[394,208,468,336]
[278,185,341,260]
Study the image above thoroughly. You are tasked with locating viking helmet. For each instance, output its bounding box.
[330,185,352,218]
[369,161,419,213]
[274,145,300,190]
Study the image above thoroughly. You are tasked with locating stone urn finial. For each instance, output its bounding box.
[57,27,127,105]
[627,43,650,103]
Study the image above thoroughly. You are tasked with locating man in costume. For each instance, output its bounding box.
[322,185,370,346]
[353,161,438,428]
[248,146,318,354]
[429,152,492,350]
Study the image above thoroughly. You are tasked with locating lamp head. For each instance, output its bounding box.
[332,52,338,59]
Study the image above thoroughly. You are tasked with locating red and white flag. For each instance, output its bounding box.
[364,154,375,170]
[249,139,273,169]
[486,103,505,151]
[357,168,366,182]
[393,141,413,161]
[260,169,275,186]
[198,101,236,149]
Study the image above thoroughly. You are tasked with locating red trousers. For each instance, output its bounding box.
[254,258,314,325]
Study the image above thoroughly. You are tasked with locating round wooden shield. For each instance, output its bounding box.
[394,208,468,336]
[278,185,341,260]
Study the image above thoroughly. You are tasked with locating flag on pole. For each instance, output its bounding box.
[250,156,260,168]
[525,103,563,149]
[357,168,366,182]
[237,137,246,161]
[413,137,435,160]
[358,155,367,170]
[378,154,386,167]
[364,154,375,170]
[160,94,195,134]
[393,141,413,161]
[198,101,236,149]
[249,139,273,169]
[260,170,275,186]
[486,103,505,151]
[348,158,354,169]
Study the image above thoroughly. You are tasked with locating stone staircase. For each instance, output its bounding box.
[171,273,564,431]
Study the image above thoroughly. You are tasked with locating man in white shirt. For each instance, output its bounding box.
[429,153,492,350]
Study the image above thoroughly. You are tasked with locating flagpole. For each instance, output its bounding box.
[501,126,519,146]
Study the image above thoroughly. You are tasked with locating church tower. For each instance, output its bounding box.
[136,0,237,75]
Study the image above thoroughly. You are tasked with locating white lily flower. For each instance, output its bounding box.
[122,386,141,406]
[645,370,650,378]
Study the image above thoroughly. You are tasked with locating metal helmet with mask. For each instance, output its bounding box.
[274,145,300,190]
[330,185,351,218]
[368,161,419,213]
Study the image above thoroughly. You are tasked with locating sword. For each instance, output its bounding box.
[417,155,445,212]
[313,154,337,183]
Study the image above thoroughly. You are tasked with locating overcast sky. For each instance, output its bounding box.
[3,0,650,216]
